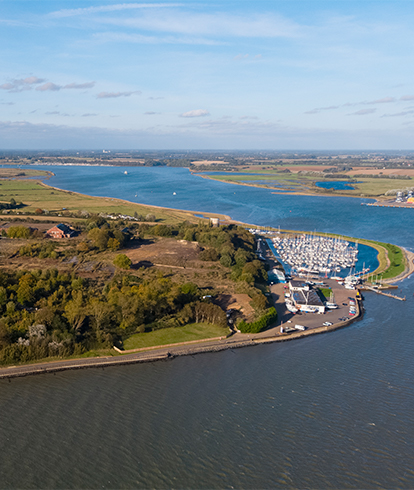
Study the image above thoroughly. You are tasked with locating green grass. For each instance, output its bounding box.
[0,176,227,224]
[202,169,414,197]
[319,288,332,301]
[123,323,229,350]
[365,241,406,280]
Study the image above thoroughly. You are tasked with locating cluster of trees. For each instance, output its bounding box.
[19,242,58,259]
[2,225,42,239]
[0,198,23,210]
[0,268,223,365]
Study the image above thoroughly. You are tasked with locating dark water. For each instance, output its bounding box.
[1,165,413,489]
[316,180,357,190]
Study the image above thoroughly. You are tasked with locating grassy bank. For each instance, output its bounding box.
[122,323,229,350]
[199,168,414,198]
[0,177,227,224]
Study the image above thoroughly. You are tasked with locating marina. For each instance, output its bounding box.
[272,234,360,276]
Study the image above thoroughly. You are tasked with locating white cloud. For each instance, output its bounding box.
[49,3,183,18]
[347,108,376,116]
[36,82,61,92]
[400,95,414,101]
[366,97,395,104]
[180,109,210,118]
[381,110,414,117]
[92,31,223,46]
[0,76,46,92]
[64,82,96,89]
[97,91,141,98]
[305,105,340,114]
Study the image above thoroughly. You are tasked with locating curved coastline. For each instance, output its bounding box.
[0,300,364,380]
[0,175,410,378]
[191,170,376,200]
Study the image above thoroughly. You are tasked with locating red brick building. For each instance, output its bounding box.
[46,223,75,239]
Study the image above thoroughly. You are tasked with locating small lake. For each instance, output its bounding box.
[316,180,360,190]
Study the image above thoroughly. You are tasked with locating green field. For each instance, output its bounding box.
[0,177,227,224]
[123,323,229,350]
[202,169,414,198]
[364,241,406,280]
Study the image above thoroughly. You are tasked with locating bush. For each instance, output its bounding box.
[113,254,132,270]
[237,307,277,334]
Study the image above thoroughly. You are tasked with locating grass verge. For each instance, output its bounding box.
[123,323,229,350]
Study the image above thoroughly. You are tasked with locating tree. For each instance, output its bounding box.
[113,254,132,270]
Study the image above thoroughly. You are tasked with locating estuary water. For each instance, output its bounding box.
[1,165,414,489]
[27,165,413,247]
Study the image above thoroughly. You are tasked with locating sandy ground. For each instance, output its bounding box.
[126,238,201,268]
[347,167,414,176]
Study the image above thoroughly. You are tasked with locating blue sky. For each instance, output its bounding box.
[1,0,414,150]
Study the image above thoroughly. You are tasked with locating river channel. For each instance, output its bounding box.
[1,165,413,489]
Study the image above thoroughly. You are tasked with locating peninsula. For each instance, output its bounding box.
[0,169,411,378]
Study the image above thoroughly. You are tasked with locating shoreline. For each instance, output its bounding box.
[37,181,232,222]
[0,304,363,380]
[0,173,410,379]
[192,170,414,204]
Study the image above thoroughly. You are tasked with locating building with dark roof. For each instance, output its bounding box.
[46,223,75,239]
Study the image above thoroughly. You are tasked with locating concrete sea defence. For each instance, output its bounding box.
[0,300,363,380]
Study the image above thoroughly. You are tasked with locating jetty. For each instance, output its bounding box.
[364,286,406,301]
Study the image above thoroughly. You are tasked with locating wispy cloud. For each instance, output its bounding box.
[305,105,340,115]
[64,82,96,89]
[0,76,45,92]
[400,95,414,101]
[180,109,210,118]
[366,97,395,104]
[49,3,182,18]
[36,82,61,92]
[92,31,223,46]
[144,111,160,115]
[1,77,96,93]
[381,110,414,118]
[97,91,141,98]
[348,108,376,116]
[82,113,98,117]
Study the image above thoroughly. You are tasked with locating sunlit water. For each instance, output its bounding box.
[1,165,413,488]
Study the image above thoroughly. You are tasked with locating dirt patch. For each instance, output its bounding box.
[214,293,255,321]
[347,167,414,177]
[126,238,201,268]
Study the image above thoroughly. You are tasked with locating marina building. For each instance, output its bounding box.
[288,281,325,314]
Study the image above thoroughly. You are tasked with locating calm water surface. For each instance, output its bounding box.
[1,166,413,489]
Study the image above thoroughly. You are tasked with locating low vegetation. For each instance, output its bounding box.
[0,219,274,366]
[123,323,228,350]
